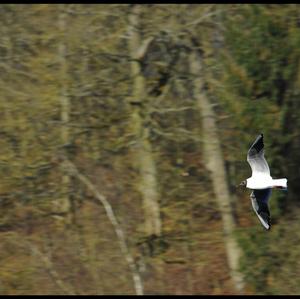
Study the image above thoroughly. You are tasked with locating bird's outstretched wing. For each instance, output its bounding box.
[247,134,270,176]
[250,188,272,230]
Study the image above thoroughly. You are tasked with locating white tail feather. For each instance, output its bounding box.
[272,178,287,189]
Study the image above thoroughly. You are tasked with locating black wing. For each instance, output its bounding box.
[250,188,272,230]
[247,134,270,176]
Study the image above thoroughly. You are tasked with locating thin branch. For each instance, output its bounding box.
[0,82,30,98]
[151,127,202,143]
[0,62,38,80]
[28,242,75,295]
[186,8,223,27]
[136,36,154,60]
[150,106,195,114]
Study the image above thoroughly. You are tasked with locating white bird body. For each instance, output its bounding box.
[246,174,273,190]
[246,176,287,190]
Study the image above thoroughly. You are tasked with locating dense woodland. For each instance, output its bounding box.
[0,4,300,295]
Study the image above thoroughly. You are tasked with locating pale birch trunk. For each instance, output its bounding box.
[128,5,161,237]
[189,50,245,293]
[57,6,71,214]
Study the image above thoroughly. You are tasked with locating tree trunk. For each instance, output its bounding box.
[58,5,71,214]
[128,5,161,238]
[189,50,245,293]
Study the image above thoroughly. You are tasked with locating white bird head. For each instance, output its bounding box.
[237,180,247,188]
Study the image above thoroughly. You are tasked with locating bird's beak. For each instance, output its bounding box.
[236,181,245,188]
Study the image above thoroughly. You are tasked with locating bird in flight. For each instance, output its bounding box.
[238,134,287,230]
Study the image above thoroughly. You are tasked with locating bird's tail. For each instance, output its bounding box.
[272,178,288,190]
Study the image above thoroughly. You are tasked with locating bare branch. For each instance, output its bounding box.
[0,81,30,98]
[28,243,75,295]
[150,106,195,114]
[136,36,154,60]
[151,127,202,143]
[186,8,223,27]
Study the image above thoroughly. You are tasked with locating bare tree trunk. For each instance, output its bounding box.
[128,5,161,237]
[57,5,71,215]
[189,50,245,293]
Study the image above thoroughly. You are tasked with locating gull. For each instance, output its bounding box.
[238,134,287,230]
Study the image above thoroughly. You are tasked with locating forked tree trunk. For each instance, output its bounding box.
[60,159,144,295]
[189,50,245,293]
[128,5,161,237]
